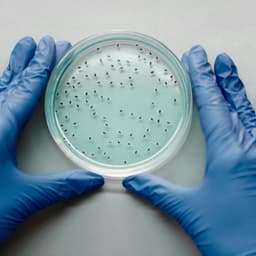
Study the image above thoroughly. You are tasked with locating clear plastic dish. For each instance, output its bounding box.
[45,32,192,179]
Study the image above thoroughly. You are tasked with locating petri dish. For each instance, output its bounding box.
[45,31,192,179]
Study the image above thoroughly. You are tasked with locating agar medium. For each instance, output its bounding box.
[45,32,192,179]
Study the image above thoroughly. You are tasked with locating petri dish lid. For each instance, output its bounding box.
[45,31,192,179]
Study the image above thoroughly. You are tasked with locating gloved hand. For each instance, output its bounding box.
[0,36,104,244]
[123,45,256,255]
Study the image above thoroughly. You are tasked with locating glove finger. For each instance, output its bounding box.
[21,170,104,216]
[22,36,56,97]
[0,37,36,85]
[10,36,56,128]
[214,53,256,137]
[56,41,72,63]
[183,51,234,115]
[184,45,233,142]
[123,174,190,225]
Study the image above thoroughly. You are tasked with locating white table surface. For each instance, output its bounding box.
[0,0,255,255]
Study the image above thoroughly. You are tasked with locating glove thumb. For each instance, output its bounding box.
[123,174,190,225]
[21,170,104,215]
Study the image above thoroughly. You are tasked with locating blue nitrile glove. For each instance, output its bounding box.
[0,36,104,244]
[123,45,256,255]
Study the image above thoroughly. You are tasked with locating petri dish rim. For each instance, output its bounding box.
[45,31,192,179]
